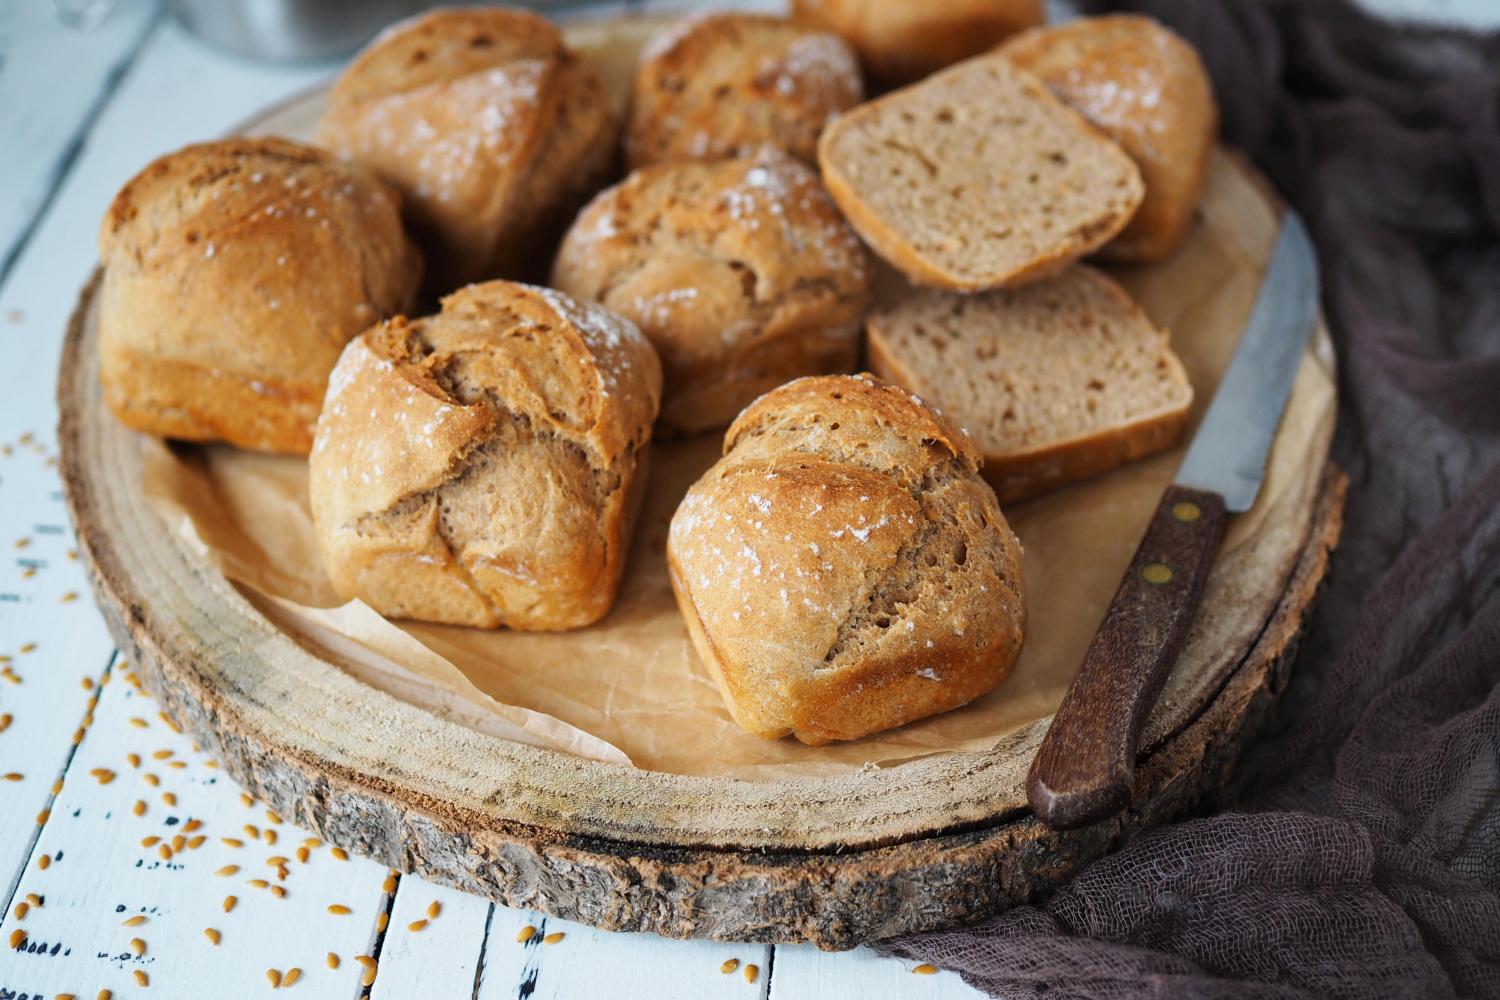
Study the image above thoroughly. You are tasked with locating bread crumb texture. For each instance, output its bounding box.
[628,12,862,168]
[553,147,871,434]
[868,264,1192,502]
[818,52,1143,290]
[668,374,1025,744]
[310,281,662,630]
[96,136,421,454]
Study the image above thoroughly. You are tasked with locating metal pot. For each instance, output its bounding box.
[167,0,440,63]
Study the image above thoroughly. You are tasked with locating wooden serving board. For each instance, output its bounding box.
[56,14,1345,950]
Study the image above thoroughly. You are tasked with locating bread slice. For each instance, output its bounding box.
[867,265,1192,502]
[818,52,1144,291]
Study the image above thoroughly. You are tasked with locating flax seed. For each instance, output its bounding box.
[133,800,147,817]
[125,753,140,768]
[720,959,739,974]
[122,915,146,927]
[162,792,177,807]
[744,964,760,983]
[265,969,281,988]
[221,838,244,848]
[214,865,239,877]
[375,911,388,932]
[37,854,50,870]
[326,952,340,969]
[543,931,565,945]
[9,929,24,949]
[407,919,428,932]
[12,902,27,920]
[131,971,147,988]
[517,925,536,943]
[283,969,301,987]
[129,938,145,956]
[223,895,237,913]
[912,964,938,975]
[330,847,348,861]
[426,901,441,920]
[327,904,351,915]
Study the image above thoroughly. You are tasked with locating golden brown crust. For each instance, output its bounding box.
[999,15,1218,262]
[309,281,662,631]
[626,12,862,169]
[551,149,871,435]
[793,0,1045,85]
[316,8,619,290]
[816,53,1144,292]
[97,136,421,454]
[669,374,1024,744]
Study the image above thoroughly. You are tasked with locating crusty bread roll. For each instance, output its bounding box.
[868,264,1193,503]
[1000,15,1218,262]
[97,137,421,454]
[316,8,618,291]
[668,374,1026,744]
[310,281,662,631]
[552,148,871,436]
[626,12,862,169]
[793,0,1044,85]
[818,52,1143,292]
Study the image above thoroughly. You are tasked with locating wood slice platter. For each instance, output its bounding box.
[56,14,1346,950]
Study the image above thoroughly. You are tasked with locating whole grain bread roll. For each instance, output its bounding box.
[999,15,1218,262]
[793,0,1044,85]
[668,373,1026,744]
[626,12,863,169]
[316,8,618,291]
[97,137,421,454]
[552,148,871,436]
[310,281,662,631]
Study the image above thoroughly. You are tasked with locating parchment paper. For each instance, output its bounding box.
[138,149,1336,779]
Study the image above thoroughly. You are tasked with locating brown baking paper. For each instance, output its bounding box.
[138,152,1335,780]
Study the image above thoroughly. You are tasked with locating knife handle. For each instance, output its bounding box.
[1026,484,1227,830]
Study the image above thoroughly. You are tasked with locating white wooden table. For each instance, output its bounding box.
[0,1,1492,998]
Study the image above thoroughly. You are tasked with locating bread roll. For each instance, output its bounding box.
[868,264,1193,502]
[818,53,1143,291]
[310,281,662,631]
[1000,15,1218,262]
[97,137,421,454]
[626,12,862,169]
[668,374,1026,744]
[793,0,1044,85]
[552,148,871,436]
[316,8,618,290]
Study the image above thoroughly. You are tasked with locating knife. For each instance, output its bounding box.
[1025,210,1321,831]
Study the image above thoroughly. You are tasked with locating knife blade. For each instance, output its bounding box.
[1025,209,1321,831]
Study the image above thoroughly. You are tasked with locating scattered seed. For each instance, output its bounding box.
[221,838,244,848]
[214,865,239,877]
[407,919,428,932]
[353,956,376,969]
[140,837,160,848]
[302,838,322,849]
[187,835,206,850]
[125,753,140,768]
[375,911,388,932]
[24,893,39,907]
[248,879,269,889]
[56,994,76,1000]
[157,844,172,861]
[12,902,27,920]
[295,846,309,864]
[2,772,21,782]
[89,768,115,784]
[37,854,50,870]
[122,915,146,927]
[129,938,146,956]
[35,809,49,824]
[61,592,79,604]
[19,642,36,653]
[132,971,148,988]
[516,925,536,943]
[327,904,351,915]
[912,964,938,975]
[133,800,147,817]
[171,835,185,852]
[9,929,24,949]
[266,810,282,825]
[128,718,148,729]
[223,895,237,913]
[426,900,441,920]
[239,793,254,807]
[283,969,301,988]
[264,829,278,846]
[720,958,739,974]
[162,792,177,807]
[543,931,565,945]
[167,761,187,770]
[157,712,181,733]
[361,962,378,987]
[330,847,348,861]
[0,713,10,731]
[326,952,340,969]
[265,969,282,989]
[97,991,110,1000]
[79,676,93,690]
[142,773,159,787]
[744,964,759,984]
[243,824,259,839]
[270,885,287,899]
[71,728,84,745]
[151,750,172,761]
[381,877,396,894]
[266,855,288,867]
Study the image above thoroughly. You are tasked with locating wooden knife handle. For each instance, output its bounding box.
[1026,484,1227,830]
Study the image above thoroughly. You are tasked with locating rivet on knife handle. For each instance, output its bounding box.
[1026,484,1227,830]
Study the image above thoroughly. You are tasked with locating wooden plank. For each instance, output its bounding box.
[370,876,493,999]
[769,944,987,1000]
[474,903,773,1000]
[0,0,161,280]
[0,661,393,997]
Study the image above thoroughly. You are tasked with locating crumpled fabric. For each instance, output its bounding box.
[878,2,1500,996]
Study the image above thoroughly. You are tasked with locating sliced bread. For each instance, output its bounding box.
[818,52,1144,291]
[867,264,1192,502]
